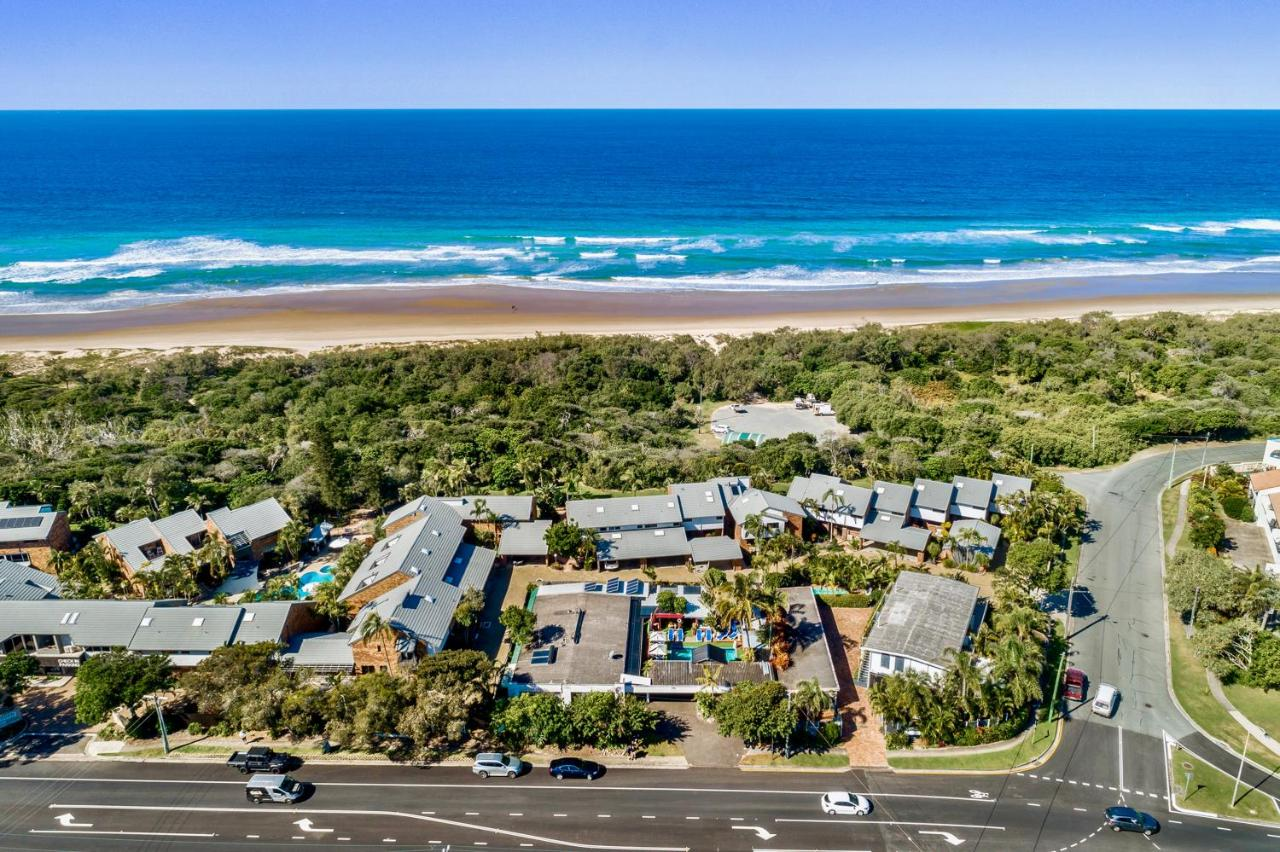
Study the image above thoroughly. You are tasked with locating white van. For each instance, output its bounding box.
[245,773,306,804]
[1092,683,1118,717]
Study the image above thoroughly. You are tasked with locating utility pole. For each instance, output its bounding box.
[1168,439,1179,488]
[1190,586,1201,632]
[1092,423,1098,456]
[154,695,170,755]
[1232,728,1252,807]
[1201,433,1211,486]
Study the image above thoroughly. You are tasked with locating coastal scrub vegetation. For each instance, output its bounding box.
[1,312,1275,533]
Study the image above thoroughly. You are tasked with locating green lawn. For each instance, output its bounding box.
[1170,748,1280,824]
[888,718,1058,772]
[740,751,849,768]
[1222,681,1280,743]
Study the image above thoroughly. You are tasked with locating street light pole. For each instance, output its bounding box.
[154,695,170,755]
[1168,439,1179,488]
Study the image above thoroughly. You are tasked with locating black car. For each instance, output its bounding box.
[227,746,293,774]
[548,757,603,780]
[1104,806,1159,836]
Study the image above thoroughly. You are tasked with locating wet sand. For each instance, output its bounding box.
[3,272,1280,353]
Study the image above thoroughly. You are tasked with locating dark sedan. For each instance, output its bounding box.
[1104,806,1159,835]
[549,757,603,780]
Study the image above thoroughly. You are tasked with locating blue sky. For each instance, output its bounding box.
[1,0,1277,108]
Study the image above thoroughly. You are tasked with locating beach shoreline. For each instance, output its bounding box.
[3,272,1280,354]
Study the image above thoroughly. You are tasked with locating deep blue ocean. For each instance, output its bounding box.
[1,110,1279,313]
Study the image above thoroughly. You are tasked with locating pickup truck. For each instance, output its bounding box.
[226,746,293,774]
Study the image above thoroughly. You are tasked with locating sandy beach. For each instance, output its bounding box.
[3,273,1280,354]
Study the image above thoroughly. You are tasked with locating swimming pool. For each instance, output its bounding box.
[666,643,738,662]
[296,564,335,597]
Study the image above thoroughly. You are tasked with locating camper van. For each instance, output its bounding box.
[245,774,306,804]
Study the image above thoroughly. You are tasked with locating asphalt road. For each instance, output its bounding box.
[2,442,1278,851]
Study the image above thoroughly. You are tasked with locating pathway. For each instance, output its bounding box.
[818,603,885,767]
[1167,477,1190,558]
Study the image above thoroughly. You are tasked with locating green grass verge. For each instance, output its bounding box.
[1222,681,1280,743]
[1170,748,1280,824]
[887,718,1058,772]
[123,743,396,761]
[740,751,849,768]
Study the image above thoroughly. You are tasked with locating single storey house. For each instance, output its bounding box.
[858,571,986,685]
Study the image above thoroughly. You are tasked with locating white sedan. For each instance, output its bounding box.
[711,423,731,435]
[821,792,872,816]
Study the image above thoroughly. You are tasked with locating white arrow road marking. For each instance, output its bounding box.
[732,826,777,840]
[49,803,688,851]
[295,817,334,833]
[967,790,990,799]
[919,830,965,846]
[55,813,92,828]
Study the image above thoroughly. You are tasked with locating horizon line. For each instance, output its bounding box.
[2,106,1280,113]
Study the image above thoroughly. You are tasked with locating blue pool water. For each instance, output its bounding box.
[296,564,335,597]
[667,644,739,662]
[1,110,1279,313]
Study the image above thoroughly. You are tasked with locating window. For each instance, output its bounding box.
[242,612,255,622]
[894,656,905,672]
[192,617,205,627]
[879,653,891,668]
[140,617,153,628]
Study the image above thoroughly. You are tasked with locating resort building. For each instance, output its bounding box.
[506,581,836,701]
[205,498,292,562]
[0,599,319,673]
[989,472,1034,515]
[910,478,953,527]
[689,535,747,571]
[338,495,495,671]
[387,493,536,537]
[496,519,553,566]
[97,510,208,580]
[595,527,692,571]
[947,518,1002,566]
[0,503,72,572]
[566,494,685,533]
[667,476,752,535]
[857,571,986,685]
[787,473,873,540]
[0,560,61,601]
[726,488,806,545]
[950,476,995,521]
[1249,466,1280,574]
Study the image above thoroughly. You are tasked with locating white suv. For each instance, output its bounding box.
[471,752,524,779]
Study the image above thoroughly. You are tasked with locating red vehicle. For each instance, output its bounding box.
[1064,667,1087,702]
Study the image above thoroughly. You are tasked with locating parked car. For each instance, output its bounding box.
[1063,667,1087,702]
[549,757,603,780]
[1104,806,1159,835]
[711,423,731,435]
[471,752,524,779]
[820,792,872,816]
[245,773,306,804]
[1092,683,1119,717]
[227,746,293,774]
[731,403,748,414]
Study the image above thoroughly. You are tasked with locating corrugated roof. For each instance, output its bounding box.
[566,495,684,530]
[952,476,995,510]
[991,472,1033,505]
[912,478,954,513]
[232,602,301,645]
[0,505,61,545]
[99,510,205,573]
[863,571,979,667]
[129,605,243,653]
[596,527,692,563]
[282,631,355,669]
[0,600,151,648]
[648,659,772,687]
[339,509,467,601]
[668,482,728,521]
[497,520,553,557]
[440,495,536,524]
[688,536,743,565]
[0,561,61,601]
[860,511,932,552]
[949,518,1001,555]
[727,489,806,525]
[787,473,873,516]
[871,481,915,516]
[207,498,291,544]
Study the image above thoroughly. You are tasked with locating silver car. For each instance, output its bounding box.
[471,752,524,779]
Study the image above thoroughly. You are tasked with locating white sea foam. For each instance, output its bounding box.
[574,236,682,246]
[1228,219,1280,232]
[520,235,568,245]
[634,253,686,264]
[983,258,1001,264]
[579,250,618,260]
[0,236,542,284]
[669,238,726,253]
[1138,223,1188,233]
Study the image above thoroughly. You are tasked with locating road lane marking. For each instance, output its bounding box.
[685,816,700,820]
[1217,827,1231,831]
[554,813,568,817]
[1027,803,1042,807]
[509,813,523,816]
[45,804,686,851]
[1073,807,1087,812]
[776,819,1003,831]
[31,830,218,838]
[1118,727,1125,794]
[0,776,990,803]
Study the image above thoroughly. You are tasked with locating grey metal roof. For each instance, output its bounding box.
[0,561,61,601]
[871,481,915,516]
[282,631,354,669]
[863,571,980,668]
[340,507,467,601]
[99,510,205,573]
[991,472,1034,505]
[859,511,933,552]
[708,475,752,497]
[648,659,772,687]
[596,527,692,563]
[232,602,301,645]
[949,518,1001,555]
[0,505,61,544]
[349,541,495,655]
[787,474,873,516]
[207,498,291,544]
[566,495,683,530]
[952,476,996,510]
[668,481,728,520]
[129,605,244,653]
[0,600,151,648]
[383,495,438,530]
[440,495,536,524]
[912,478,954,513]
[510,592,636,688]
[689,536,744,565]
[727,489,806,525]
[776,586,839,691]
[497,520,553,558]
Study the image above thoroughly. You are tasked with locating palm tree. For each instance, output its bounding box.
[278,519,308,563]
[453,587,486,644]
[994,606,1048,644]
[198,534,236,583]
[989,635,1044,708]
[793,677,831,729]
[944,649,988,720]
[47,548,74,577]
[358,611,398,672]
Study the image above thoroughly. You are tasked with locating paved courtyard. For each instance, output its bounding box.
[1222,516,1273,570]
[710,402,850,444]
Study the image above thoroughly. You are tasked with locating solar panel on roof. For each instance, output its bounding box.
[605,578,623,594]
[585,582,603,592]
[624,579,642,595]
[529,648,556,665]
[0,517,44,530]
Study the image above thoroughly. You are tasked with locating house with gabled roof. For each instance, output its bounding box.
[386,493,536,537]
[910,478,953,527]
[566,494,684,533]
[205,498,292,563]
[787,473,872,540]
[990,472,1033,515]
[857,571,986,685]
[0,503,71,572]
[726,488,806,547]
[950,476,995,521]
[97,510,208,581]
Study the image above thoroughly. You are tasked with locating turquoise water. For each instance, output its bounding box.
[296,564,335,598]
[667,644,739,662]
[1,110,1278,313]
